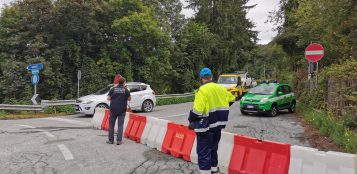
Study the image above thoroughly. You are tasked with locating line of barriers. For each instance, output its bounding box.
[91,108,357,174]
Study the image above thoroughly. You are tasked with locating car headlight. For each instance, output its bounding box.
[241,97,246,101]
[261,98,269,103]
[82,99,95,104]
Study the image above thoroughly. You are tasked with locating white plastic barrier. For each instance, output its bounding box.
[91,108,106,129]
[140,116,157,145]
[146,118,169,151]
[190,138,198,163]
[114,112,130,132]
[123,112,130,131]
[289,145,357,174]
[217,131,235,174]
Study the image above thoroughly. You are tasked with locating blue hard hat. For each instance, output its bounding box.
[200,67,212,77]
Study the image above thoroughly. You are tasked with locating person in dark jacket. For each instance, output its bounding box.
[106,77,131,145]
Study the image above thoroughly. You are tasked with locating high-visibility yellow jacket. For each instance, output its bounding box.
[189,82,235,133]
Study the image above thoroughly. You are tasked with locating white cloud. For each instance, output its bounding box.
[246,0,280,44]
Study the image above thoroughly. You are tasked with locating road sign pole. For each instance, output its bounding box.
[34,84,37,95]
[77,79,79,98]
[316,62,319,88]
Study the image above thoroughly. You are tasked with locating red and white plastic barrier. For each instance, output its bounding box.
[91,112,357,174]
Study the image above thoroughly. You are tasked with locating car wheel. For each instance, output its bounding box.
[288,101,296,113]
[142,100,154,112]
[268,104,278,117]
[96,103,109,109]
[240,109,248,115]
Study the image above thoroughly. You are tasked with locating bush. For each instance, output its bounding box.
[44,105,76,114]
[298,105,357,153]
[157,96,194,106]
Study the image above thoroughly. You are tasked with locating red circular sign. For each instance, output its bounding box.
[305,43,324,62]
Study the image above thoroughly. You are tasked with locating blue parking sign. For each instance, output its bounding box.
[31,74,40,85]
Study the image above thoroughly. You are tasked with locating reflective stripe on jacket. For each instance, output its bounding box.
[189,82,235,133]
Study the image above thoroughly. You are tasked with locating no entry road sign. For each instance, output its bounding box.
[305,43,324,62]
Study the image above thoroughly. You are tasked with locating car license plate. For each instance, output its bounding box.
[247,105,254,109]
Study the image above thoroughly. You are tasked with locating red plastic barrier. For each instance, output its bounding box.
[124,113,147,143]
[161,123,196,161]
[101,109,110,131]
[228,135,290,174]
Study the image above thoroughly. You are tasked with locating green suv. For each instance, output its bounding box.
[240,83,296,117]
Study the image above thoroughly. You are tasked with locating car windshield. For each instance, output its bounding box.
[250,85,276,95]
[217,76,238,84]
[94,85,112,95]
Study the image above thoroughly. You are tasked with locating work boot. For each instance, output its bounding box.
[106,140,113,144]
[117,141,122,145]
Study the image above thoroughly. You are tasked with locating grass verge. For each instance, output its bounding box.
[157,96,194,106]
[0,105,76,120]
[298,105,357,153]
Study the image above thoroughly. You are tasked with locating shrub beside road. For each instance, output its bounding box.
[0,105,75,120]
[298,105,357,153]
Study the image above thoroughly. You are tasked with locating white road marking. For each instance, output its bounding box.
[157,114,187,118]
[42,117,91,126]
[57,144,74,160]
[18,124,55,138]
[305,50,324,55]
[18,124,36,129]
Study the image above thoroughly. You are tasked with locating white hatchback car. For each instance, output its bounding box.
[75,82,156,115]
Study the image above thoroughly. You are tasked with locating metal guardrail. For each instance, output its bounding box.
[156,92,194,99]
[41,100,76,106]
[0,93,194,111]
[0,104,43,111]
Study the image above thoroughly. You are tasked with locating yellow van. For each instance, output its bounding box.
[217,74,245,100]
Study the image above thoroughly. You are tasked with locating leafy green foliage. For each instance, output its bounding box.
[0,0,257,103]
[299,105,357,153]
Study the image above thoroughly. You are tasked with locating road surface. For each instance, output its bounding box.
[0,102,309,174]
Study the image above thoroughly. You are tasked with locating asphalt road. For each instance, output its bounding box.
[0,102,309,174]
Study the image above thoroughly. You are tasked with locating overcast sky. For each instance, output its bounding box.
[1,0,279,44]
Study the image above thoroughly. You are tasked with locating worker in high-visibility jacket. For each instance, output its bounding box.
[188,67,235,174]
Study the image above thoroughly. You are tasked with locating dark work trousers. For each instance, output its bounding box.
[108,112,126,142]
[196,129,222,172]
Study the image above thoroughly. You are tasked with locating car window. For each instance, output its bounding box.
[127,85,142,92]
[282,86,291,94]
[250,85,276,95]
[246,74,250,78]
[277,86,284,95]
[94,85,112,95]
[141,85,147,90]
[217,76,238,84]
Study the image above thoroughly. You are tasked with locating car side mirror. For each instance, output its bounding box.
[278,91,284,96]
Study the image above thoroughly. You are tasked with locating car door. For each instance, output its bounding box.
[280,85,291,108]
[246,73,252,86]
[128,85,142,108]
[276,86,286,109]
[283,86,293,107]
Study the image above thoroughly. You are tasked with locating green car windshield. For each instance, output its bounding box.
[250,85,276,95]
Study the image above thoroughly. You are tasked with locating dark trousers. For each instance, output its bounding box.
[196,129,222,171]
[108,112,126,142]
